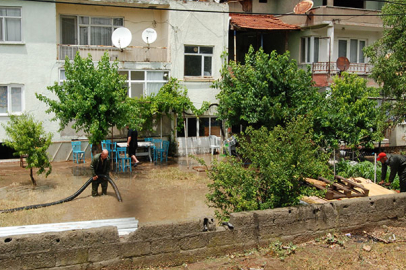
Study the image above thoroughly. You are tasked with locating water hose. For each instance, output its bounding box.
[0,174,122,213]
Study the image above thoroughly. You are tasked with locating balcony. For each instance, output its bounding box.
[57,44,168,62]
[310,62,372,75]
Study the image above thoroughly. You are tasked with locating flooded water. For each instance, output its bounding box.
[0,154,223,226]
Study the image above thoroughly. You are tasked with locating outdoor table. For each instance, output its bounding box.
[116,142,153,162]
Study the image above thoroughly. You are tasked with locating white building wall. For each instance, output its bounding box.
[0,0,59,142]
[168,1,229,111]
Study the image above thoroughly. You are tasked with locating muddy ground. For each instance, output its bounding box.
[2,155,406,269]
[0,154,216,226]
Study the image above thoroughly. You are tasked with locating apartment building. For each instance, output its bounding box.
[0,0,229,160]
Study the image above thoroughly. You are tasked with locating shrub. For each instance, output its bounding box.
[205,117,331,221]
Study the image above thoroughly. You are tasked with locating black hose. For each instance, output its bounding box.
[0,174,122,213]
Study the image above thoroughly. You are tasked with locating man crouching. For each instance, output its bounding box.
[90,149,111,196]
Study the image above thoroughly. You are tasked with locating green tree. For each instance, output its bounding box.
[314,73,383,149]
[205,117,331,221]
[213,47,322,130]
[36,52,128,148]
[126,78,210,134]
[364,0,406,126]
[2,113,53,186]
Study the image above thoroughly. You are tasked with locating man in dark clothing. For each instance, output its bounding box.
[90,149,111,196]
[378,152,406,192]
[127,126,140,166]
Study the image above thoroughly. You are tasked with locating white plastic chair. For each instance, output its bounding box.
[209,135,221,155]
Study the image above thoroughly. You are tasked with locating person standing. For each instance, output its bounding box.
[90,149,111,196]
[377,152,406,192]
[127,126,140,166]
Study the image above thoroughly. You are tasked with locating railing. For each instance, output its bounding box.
[311,62,372,75]
[57,44,168,62]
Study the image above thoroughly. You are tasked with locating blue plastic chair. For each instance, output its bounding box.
[89,143,93,160]
[117,147,132,172]
[106,141,118,164]
[156,140,170,163]
[71,141,85,163]
[152,139,162,162]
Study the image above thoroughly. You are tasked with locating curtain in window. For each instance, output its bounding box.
[0,19,3,41]
[0,86,8,113]
[146,83,164,96]
[11,87,21,112]
[61,17,76,45]
[350,39,358,63]
[91,27,112,46]
[5,18,21,41]
[338,40,347,58]
[147,72,164,80]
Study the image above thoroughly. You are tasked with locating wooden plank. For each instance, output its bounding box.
[0,218,138,237]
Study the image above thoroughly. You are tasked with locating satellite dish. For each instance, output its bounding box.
[112,27,132,49]
[293,0,314,14]
[337,57,350,71]
[142,28,157,44]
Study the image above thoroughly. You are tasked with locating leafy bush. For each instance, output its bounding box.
[205,117,331,221]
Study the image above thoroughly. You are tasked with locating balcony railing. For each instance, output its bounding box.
[57,44,168,62]
[311,62,372,75]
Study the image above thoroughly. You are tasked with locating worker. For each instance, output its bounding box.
[90,149,111,196]
[377,152,406,192]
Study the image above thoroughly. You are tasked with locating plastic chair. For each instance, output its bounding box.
[71,141,85,163]
[89,143,93,160]
[144,138,153,142]
[152,139,162,162]
[116,147,132,172]
[106,141,118,164]
[209,135,221,155]
[156,140,170,163]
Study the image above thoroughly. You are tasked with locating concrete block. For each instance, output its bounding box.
[82,227,119,246]
[20,251,56,269]
[56,247,89,266]
[12,232,60,254]
[151,238,180,254]
[128,221,173,241]
[206,227,237,248]
[88,243,121,262]
[119,241,151,257]
[179,234,208,250]
[55,229,85,250]
[0,256,22,270]
[0,236,19,258]
[229,211,255,229]
[172,219,203,237]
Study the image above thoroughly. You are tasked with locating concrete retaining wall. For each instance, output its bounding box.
[1,193,406,269]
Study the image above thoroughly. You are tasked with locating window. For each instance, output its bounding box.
[177,116,220,137]
[0,85,23,114]
[184,46,213,77]
[338,39,366,63]
[61,15,123,45]
[119,70,169,98]
[301,37,319,63]
[0,7,22,42]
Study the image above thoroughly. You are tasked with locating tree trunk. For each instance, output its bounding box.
[30,168,37,187]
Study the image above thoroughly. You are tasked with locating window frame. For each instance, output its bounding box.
[300,36,319,64]
[184,45,214,78]
[0,84,24,116]
[177,116,220,138]
[119,70,170,98]
[338,38,367,63]
[60,15,124,46]
[0,6,22,43]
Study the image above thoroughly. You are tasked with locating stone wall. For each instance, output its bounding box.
[1,193,406,269]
